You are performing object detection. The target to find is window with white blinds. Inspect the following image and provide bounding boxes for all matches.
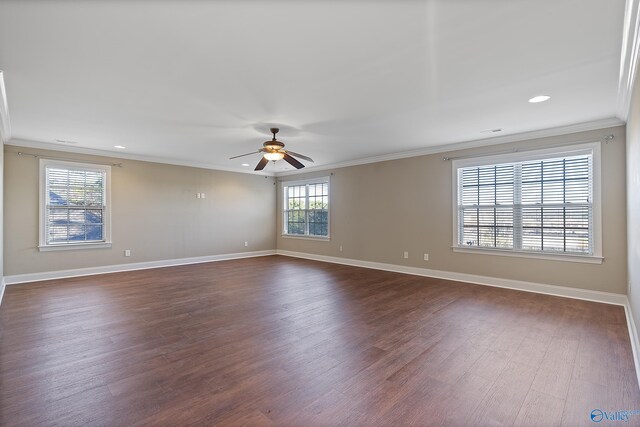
[283,178,330,238]
[453,143,601,260]
[39,159,111,249]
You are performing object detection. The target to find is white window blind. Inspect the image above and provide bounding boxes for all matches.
[283,179,329,237]
[455,148,595,256]
[40,160,111,248]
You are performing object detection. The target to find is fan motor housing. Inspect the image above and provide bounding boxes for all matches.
[263,140,285,151]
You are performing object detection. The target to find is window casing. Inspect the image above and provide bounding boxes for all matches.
[39,159,112,250]
[452,142,602,262]
[283,177,330,238]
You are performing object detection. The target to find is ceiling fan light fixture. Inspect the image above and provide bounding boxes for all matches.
[230,127,311,171]
[264,151,285,161]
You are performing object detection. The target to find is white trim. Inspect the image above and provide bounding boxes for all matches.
[275,250,627,306]
[618,0,640,121]
[38,242,112,251]
[276,118,624,177]
[39,158,112,249]
[7,118,622,179]
[279,176,331,186]
[0,277,5,307]
[451,247,604,264]
[0,71,11,143]
[450,141,599,168]
[281,176,331,239]
[9,138,275,176]
[451,141,602,260]
[281,235,330,242]
[623,299,640,391]
[4,250,276,285]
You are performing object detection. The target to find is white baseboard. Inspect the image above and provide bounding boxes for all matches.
[0,277,5,307]
[4,250,276,285]
[4,247,638,391]
[277,250,640,389]
[624,299,640,391]
[276,250,628,306]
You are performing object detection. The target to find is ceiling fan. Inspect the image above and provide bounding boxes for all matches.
[229,128,313,171]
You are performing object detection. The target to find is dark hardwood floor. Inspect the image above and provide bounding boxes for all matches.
[1,255,639,426]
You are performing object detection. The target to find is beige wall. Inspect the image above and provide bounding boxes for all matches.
[3,145,276,276]
[278,126,628,294]
[2,124,629,294]
[627,75,640,327]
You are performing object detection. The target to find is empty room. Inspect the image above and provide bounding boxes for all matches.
[2,0,640,425]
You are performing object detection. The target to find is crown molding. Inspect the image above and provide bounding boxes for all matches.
[618,0,640,121]
[7,116,623,179]
[6,138,276,176]
[0,71,11,143]
[276,117,624,177]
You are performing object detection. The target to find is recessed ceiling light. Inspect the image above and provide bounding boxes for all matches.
[114,145,126,149]
[528,95,551,103]
[241,163,250,167]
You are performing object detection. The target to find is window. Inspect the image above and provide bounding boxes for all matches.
[283,178,330,238]
[452,142,601,262]
[39,159,111,250]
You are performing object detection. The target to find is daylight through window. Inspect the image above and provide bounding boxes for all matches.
[453,144,600,258]
[40,159,111,248]
[283,178,329,238]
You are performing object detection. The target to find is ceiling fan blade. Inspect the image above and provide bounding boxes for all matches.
[283,153,305,169]
[283,150,314,163]
[229,150,261,160]
[254,157,269,171]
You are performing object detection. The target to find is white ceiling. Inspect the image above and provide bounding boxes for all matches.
[0,0,628,174]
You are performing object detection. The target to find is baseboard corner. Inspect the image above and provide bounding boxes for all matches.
[0,276,5,307]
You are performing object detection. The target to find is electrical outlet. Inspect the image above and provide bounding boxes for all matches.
[403,251,409,259]
[196,193,201,199]
[424,253,429,261]
[201,193,206,199]
[244,241,248,247]
[124,249,131,257]
[339,245,343,252]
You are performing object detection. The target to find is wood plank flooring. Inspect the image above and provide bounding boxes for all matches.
[0,255,639,426]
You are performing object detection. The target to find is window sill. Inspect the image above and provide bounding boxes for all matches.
[452,246,603,264]
[38,242,112,252]
[281,234,330,242]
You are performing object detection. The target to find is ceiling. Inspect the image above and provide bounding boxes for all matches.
[0,0,628,174]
